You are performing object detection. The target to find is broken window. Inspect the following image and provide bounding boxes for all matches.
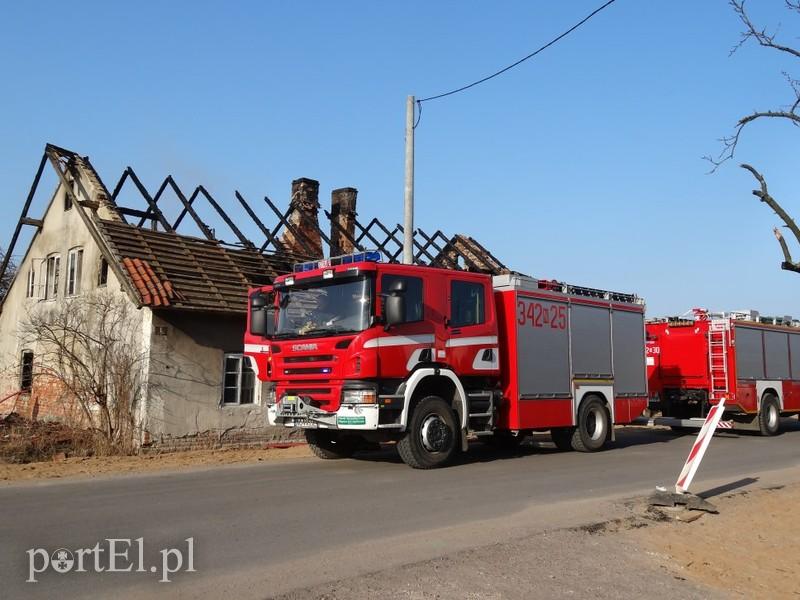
[66,247,83,296]
[221,353,255,405]
[45,254,60,300]
[98,257,109,287]
[20,350,34,391]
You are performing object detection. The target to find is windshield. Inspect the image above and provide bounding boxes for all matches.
[275,276,372,338]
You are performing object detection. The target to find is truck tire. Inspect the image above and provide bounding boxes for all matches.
[305,429,357,459]
[397,395,458,469]
[570,396,611,452]
[758,393,781,437]
[550,427,575,452]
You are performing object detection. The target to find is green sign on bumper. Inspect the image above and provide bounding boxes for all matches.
[337,416,366,426]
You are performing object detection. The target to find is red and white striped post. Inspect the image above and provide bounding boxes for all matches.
[674,397,726,494]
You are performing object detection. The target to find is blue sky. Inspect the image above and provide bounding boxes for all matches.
[1,1,798,316]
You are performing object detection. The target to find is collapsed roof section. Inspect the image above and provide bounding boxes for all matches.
[1,144,509,314]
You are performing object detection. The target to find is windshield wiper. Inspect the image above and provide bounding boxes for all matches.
[299,327,341,337]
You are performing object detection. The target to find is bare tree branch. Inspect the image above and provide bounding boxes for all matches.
[730,0,800,59]
[741,163,800,272]
[0,247,16,301]
[706,2,800,169]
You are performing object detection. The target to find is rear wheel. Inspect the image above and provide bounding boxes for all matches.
[305,429,357,459]
[570,396,611,452]
[758,393,781,437]
[397,396,458,469]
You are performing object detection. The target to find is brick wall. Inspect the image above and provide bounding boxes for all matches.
[143,425,305,453]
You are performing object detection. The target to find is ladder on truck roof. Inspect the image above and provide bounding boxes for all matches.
[708,319,729,401]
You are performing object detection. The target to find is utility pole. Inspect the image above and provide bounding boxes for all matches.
[403,95,415,264]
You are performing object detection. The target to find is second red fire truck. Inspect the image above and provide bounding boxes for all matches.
[245,252,648,468]
[646,309,800,435]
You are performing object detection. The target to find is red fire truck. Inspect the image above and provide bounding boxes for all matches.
[245,252,648,468]
[646,310,800,435]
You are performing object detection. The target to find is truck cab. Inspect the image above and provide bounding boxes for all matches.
[244,252,501,468]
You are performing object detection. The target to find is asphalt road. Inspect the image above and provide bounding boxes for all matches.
[2,419,799,599]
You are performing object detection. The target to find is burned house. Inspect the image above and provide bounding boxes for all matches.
[0,144,506,447]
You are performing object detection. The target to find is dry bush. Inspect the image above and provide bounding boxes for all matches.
[0,412,94,463]
[19,292,148,455]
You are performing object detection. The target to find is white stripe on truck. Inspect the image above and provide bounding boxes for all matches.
[445,336,498,348]
[363,334,435,349]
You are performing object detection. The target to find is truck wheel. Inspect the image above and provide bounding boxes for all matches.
[758,393,781,437]
[550,428,575,452]
[570,397,611,452]
[305,429,357,459]
[397,396,458,469]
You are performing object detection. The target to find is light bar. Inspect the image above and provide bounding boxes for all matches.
[293,251,381,273]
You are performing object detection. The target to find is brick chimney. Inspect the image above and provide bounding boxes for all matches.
[329,187,358,256]
[281,178,323,258]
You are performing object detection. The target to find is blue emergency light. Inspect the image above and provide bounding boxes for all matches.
[293,251,382,273]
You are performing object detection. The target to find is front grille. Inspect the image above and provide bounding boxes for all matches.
[285,388,332,395]
[283,387,336,410]
[284,355,334,363]
[284,367,333,375]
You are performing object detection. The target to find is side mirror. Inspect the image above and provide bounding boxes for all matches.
[249,293,275,338]
[384,281,407,329]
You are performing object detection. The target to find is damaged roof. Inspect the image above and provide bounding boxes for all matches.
[1,143,510,316]
[97,220,291,312]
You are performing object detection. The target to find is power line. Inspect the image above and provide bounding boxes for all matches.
[417,0,619,104]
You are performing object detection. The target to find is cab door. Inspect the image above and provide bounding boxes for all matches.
[377,269,436,377]
[444,275,499,375]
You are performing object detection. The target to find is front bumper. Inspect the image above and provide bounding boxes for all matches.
[267,398,380,430]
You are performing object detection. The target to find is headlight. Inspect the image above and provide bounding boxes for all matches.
[342,388,377,405]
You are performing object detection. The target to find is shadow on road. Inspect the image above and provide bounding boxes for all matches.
[353,426,696,467]
[698,477,759,499]
[350,416,800,467]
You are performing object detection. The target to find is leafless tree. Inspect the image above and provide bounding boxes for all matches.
[0,247,16,301]
[707,1,800,273]
[19,292,149,454]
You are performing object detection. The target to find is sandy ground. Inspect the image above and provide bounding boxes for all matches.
[0,444,312,482]
[632,482,800,599]
[276,512,723,600]
[278,483,800,600]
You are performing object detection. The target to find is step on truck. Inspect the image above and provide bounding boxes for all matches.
[645,309,800,435]
[245,252,648,468]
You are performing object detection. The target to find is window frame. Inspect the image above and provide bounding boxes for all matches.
[26,266,36,298]
[66,247,83,296]
[380,273,424,325]
[220,353,256,406]
[20,350,34,391]
[45,254,60,300]
[98,257,109,287]
[449,279,486,328]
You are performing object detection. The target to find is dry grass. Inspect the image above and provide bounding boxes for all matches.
[0,412,95,464]
[0,443,311,482]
